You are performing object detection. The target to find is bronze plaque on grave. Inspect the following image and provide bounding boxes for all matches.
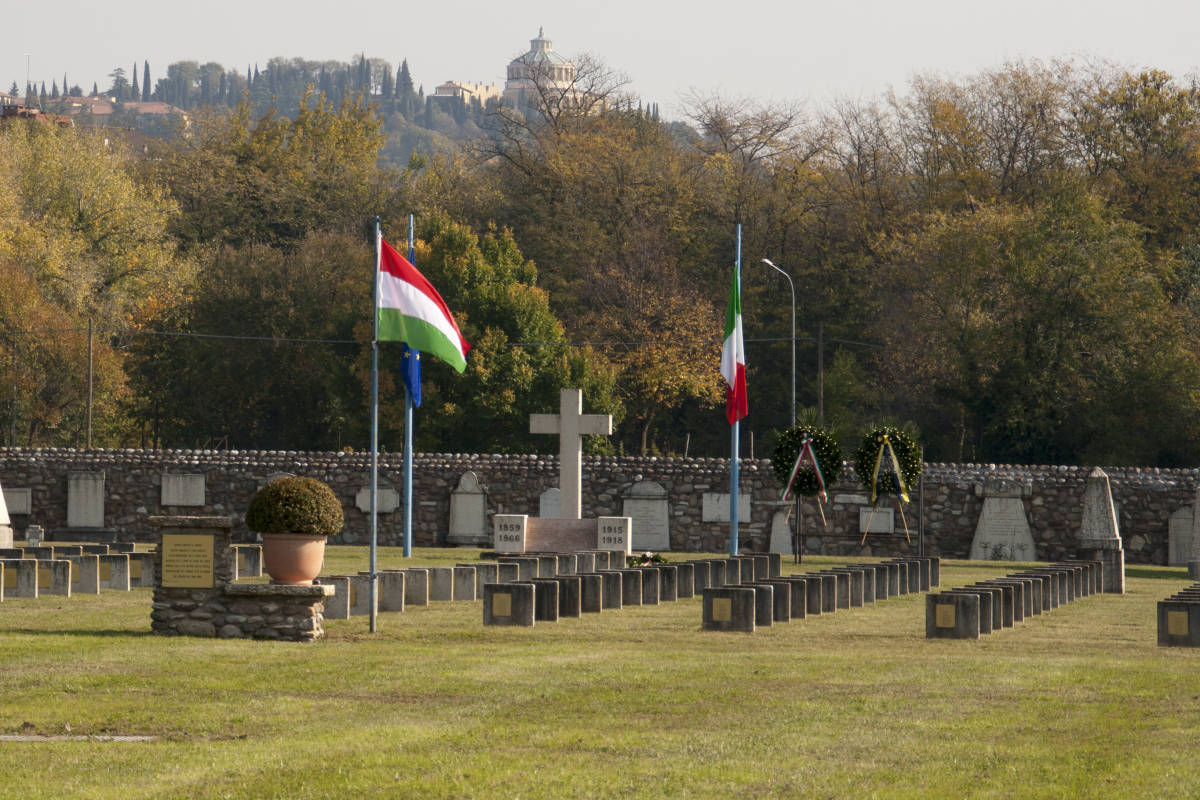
[493,592,512,617]
[130,559,142,580]
[161,534,215,588]
[38,567,50,590]
[71,562,79,584]
[712,597,732,622]
[3,567,14,587]
[1168,610,1189,637]
[936,602,956,628]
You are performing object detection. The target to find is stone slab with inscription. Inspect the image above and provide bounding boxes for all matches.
[161,474,206,507]
[701,493,752,523]
[623,481,670,551]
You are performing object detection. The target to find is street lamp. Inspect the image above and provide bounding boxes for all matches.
[760,258,796,429]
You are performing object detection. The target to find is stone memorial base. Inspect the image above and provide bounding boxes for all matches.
[152,583,334,641]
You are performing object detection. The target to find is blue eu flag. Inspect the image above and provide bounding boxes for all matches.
[402,345,422,408]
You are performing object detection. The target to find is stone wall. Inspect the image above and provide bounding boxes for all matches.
[1,447,1194,564]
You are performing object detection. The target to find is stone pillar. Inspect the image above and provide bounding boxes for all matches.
[1077,468,1125,594]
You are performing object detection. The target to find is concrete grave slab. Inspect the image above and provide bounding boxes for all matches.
[530,579,560,621]
[926,592,980,639]
[403,569,429,606]
[316,576,351,619]
[484,582,535,627]
[579,573,603,613]
[702,587,756,632]
[428,567,453,601]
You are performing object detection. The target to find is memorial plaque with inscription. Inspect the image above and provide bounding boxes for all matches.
[623,481,670,550]
[161,533,215,588]
[494,515,528,553]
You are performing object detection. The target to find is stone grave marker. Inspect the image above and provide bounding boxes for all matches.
[484,582,535,626]
[494,515,528,553]
[448,472,489,546]
[623,480,670,551]
[926,592,980,639]
[376,570,406,612]
[428,567,453,601]
[969,479,1035,561]
[530,579,560,621]
[316,576,351,619]
[354,484,399,514]
[701,493,751,523]
[538,488,561,519]
[579,573,603,612]
[1169,506,1193,566]
[1,559,37,597]
[25,524,43,547]
[161,474,205,507]
[0,485,17,548]
[1078,467,1125,593]
[702,587,757,632]
[403,568,429,605]
[67,472,106,529]
[530,388,612,520]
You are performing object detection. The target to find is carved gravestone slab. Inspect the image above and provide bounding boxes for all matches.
[448,472,489,546]
[701,493,751,523]
[1169,507,1192,567]
[969,480,1036,561]
[623,480,669,551]
[3,487,30,515]
[354,485,399,514]
[161,474,205,507]
[67,472,105,528]
[538,487,561,519]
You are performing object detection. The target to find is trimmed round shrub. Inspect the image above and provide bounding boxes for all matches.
[854,425,922,500]
[771,424,843,496]
[245,476,344,537]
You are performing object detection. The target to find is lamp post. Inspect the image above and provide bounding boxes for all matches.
[760,258,795,428]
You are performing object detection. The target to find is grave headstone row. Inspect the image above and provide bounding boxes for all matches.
[926,560,1102,639]
[481,551,762,627]
[0,542,167,599]
[1157,581,1200,647]
[702,556,941,632]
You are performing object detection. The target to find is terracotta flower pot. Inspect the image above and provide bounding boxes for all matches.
[261,533,326,585]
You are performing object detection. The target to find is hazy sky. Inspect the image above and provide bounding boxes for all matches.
[8,0,1200,118]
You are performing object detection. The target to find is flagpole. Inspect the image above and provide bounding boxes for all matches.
[403,213,415,559]
[369,217,381,633]
[730,223,741,557]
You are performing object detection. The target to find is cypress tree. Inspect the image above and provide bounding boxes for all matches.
[51,80,59,99]
[131,64,139,101]
[143,61,151,101]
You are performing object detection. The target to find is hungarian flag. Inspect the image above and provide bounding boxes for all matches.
[721,266,748,424]
[377,237,469,372]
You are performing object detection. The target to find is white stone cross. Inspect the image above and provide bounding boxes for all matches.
[530,388,612,519]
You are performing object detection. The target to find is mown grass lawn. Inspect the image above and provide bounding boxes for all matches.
[1,550,1198,799]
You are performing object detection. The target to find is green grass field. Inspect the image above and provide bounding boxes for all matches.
[1,549,1198,799]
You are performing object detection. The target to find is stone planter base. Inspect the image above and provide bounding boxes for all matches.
[151,583,335,642]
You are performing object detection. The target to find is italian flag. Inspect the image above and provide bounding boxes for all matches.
[376,237,470,372]
[721,266,748,424]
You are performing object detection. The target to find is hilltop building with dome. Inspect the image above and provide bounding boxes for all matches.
[502,28,578,109]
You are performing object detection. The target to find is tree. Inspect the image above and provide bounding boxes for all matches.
[143,61,151,102]
[875,184,1200,464]
[379,214,620,453]
[154,90,388,250]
